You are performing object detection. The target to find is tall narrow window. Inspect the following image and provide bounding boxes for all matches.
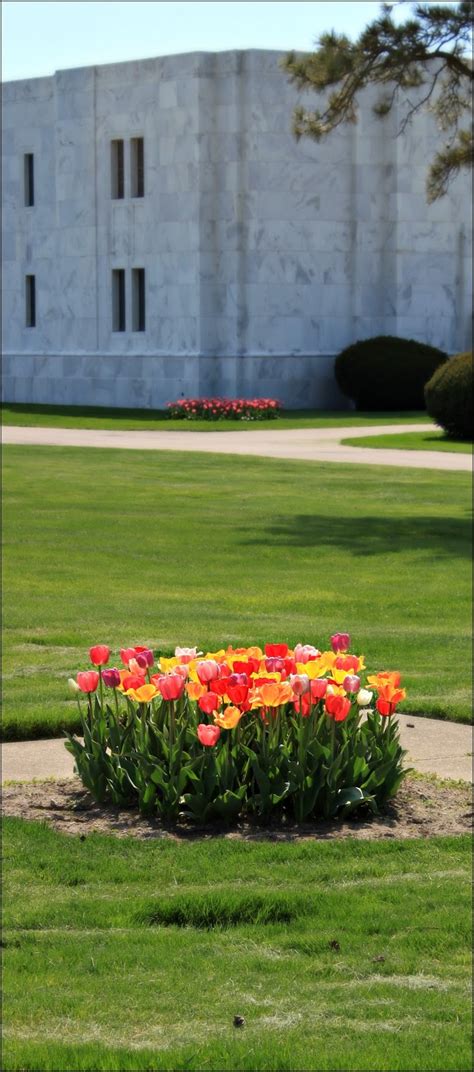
[24,153,34,206]
[112,269,126,331]
[25,275,36,327]
[130,137,144,198]
[132,268,146,331]
[111,139,124,199]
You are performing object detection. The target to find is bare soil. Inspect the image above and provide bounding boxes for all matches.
[2,775,472,840]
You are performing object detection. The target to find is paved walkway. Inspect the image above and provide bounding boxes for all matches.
[1,715,472,784]
[3,423,472,471]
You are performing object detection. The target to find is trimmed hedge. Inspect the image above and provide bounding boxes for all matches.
[335,335,447,411]
[424,351,473,440]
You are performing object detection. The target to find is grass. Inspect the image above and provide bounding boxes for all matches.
[1,402,432,432]
[2,445,471,739]
[2,817,472,1071]
[342,431,472,454]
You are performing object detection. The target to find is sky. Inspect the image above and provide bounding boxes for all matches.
[3,1,409,82]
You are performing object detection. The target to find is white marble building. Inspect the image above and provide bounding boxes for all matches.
[2,50,472,409]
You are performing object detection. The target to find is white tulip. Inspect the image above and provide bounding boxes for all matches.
[357,688,373,706]
[68,677,80,693]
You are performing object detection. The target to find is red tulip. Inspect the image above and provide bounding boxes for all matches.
[310,678,328,700]
[264,644,289,658]
[76,671,100,693]
[196,660,220,684]
[325,694,351,721]
[155,674,185,701]
[120,647,138,666]
[209,679,231,697]
[330,633,350,654]
[233,659,260,676]
[226,684,249,705]
[121,672,146,692]
[89,645,110,667]
[102,668,121,688]
[294,693,311,717]
[197,724,221,747]
[198,692,220,714]
[334,656,356,673]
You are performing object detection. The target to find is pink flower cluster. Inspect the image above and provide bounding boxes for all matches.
[167,398,281,421]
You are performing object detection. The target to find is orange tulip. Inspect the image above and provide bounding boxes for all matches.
[215,705,243,729]
[367,671,401,690]
[186,681,207,701]
[251,681,294,708]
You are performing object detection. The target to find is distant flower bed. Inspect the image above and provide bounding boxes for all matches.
[66,636,409,825]
[167,398,281,420]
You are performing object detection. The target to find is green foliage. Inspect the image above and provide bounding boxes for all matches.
[334,335,447,410]
[424,351,473,441]
[65,693,409,825]
[283,1,473,201]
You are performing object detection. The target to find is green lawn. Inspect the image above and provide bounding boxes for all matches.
[1,402,431,433]
[2,818,471,1071]
[342,431,472,454]
[2,445,471,739]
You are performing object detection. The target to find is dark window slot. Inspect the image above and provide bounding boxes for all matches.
[112,269,126,331]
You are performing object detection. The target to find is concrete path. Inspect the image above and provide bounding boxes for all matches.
[1,714,472,784]
[3,423,471,471]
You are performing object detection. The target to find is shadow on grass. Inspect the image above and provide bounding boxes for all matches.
[240,514,472,558]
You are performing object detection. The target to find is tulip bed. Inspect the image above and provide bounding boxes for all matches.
[166,398,281,420]
[66,636,408,824]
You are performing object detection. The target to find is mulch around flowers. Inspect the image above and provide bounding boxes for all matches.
[2,776,472,841]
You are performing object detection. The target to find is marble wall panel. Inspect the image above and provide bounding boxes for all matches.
[2,49,472,407]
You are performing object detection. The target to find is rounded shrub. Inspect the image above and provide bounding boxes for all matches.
[424,350,473,440]
[334,335,447,410]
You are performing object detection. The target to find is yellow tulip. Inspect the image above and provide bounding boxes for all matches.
[126,683,158,703]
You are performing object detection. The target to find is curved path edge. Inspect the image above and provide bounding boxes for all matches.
[1,715,472,784]
[3,423,472,471]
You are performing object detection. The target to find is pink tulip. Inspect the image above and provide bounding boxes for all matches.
[197,724,221,747]
[174,646,202,663]
[330,632,350,654]
[76,671,100,693]
[265,657,285,672]
[343,675,360,693]
[89,645,110,667]
[102,668,121,688]
[155,674,185,701]
[228,672,249,687]
[196,660,220,684]
[128,658,147,677]
[294,644,320,663]
[310,678,328,700]
[288,674,310,696]
[134,649,154,669]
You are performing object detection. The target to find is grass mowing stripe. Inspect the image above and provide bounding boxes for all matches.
[3,821,471,1071]
[2,446,472,738]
